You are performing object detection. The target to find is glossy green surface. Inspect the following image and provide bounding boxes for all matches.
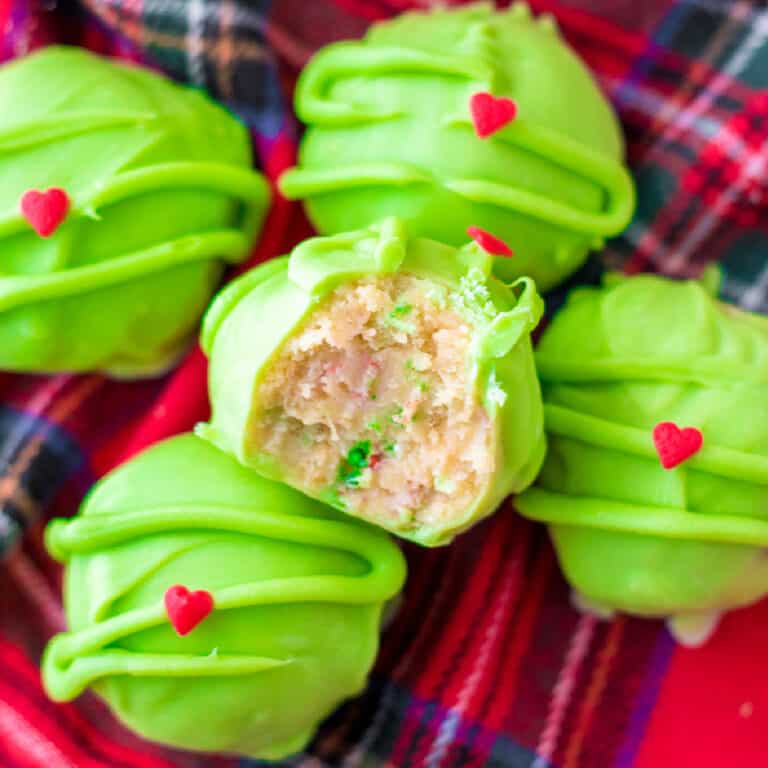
[42,434,406,759]
[199,218,546,546]
[0,46,270,376]
[516,274,768,626]
[280,2,634,291]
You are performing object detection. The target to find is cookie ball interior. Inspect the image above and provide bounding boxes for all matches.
[253,274,494,532]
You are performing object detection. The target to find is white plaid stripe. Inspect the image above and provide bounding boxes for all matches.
[723,264,768,312]
[186,0,207,87]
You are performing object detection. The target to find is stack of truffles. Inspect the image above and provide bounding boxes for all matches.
[0,3,761,762]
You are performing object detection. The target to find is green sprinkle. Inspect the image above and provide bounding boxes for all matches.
[347,441,371,468]
[384,442,397,456]
[368,421,382,433]
[338,441,372,487]
[383,303,416,334]
[419,381,429,392]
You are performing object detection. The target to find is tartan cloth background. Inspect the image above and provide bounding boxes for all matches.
[0,0,767,766]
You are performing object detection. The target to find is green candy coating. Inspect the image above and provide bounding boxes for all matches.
[0,46,270,376]
[198,217,546,546]
[516,273,768,639]
[42,434,405,759]
[280,1,635,291]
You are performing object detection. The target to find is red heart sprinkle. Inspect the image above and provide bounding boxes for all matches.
[467,226,514,257]
[470,92,518,138]
[20,188,70,237]
[164,585,214,636]
[652,422,703,469]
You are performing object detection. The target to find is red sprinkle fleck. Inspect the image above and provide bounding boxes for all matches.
[470,92,518,138]
[652,422,703,469]
[369,453,382,469]
[164,585,214,636]
[467,226,514,257]
[20,188,70,237]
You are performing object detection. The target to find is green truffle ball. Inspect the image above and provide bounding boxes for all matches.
[0,46,270,376]
[280,2,635,291]
[42,434,405,759]
[516,273,768,645]
[198,218,546,546]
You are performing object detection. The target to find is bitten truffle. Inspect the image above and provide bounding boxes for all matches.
[42,434,405,759]
[280,2,635,290]
[516,273,768,646]
[198,218,546,546]
[0,47,269,376]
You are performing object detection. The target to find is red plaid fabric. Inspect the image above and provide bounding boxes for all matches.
[0,1,767,766]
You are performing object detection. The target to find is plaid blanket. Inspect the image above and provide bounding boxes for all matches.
[0,0,766,766]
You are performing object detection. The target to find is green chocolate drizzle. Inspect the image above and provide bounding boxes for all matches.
[544,404,768,486]
[517,274,768,557]
[390,302,412,317]
[519,488,768,547]
[384,302,416,335]
[0,163,268,309]
[279,4,634,240]
[43,502,405,702]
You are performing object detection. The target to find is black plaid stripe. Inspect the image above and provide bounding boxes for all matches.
[0,406,83,555]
